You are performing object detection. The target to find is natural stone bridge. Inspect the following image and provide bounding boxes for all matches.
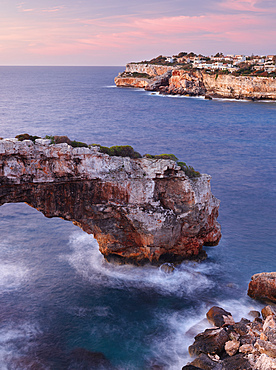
[0,138,221,264]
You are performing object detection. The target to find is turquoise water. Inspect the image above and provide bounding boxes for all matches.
[0,67,275,369]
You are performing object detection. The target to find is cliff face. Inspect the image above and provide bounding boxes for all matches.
[202,73,276,100]
[115,63,276,100]
[0,138,221,264]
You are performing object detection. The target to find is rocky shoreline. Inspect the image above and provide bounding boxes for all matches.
[183,272,276,370]
[115,64,276,101]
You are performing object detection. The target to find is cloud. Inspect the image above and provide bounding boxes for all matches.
[1,3,276,64]
[42,6,64,13]
[220,0,275,12]
[16,3,64,14]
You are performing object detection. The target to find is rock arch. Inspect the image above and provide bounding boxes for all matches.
[0,138,221,264]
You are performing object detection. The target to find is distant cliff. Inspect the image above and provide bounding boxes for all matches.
[115,63,276,100]
[0,138,221,265]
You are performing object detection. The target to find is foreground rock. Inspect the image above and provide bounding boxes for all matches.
[183,305,276,370]
[115,63,276,101]
[0,137,221,265]
[248,272,276,303]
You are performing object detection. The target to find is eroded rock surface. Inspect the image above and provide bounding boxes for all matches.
[115,63,276,100]
[248,273,276,303]
[0,138,221,264]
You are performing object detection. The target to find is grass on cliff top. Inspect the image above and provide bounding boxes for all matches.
[121,71,153,79]
[92,144,142,159]
[14,134,201,178]
[16,133,41,143]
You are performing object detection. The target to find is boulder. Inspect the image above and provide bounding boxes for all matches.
[253,353,276,370]
[221,353,252,369]
[225,340,240,356]
[189,328,229,356]
[190,353,222,369]
[239,344,254,354]
[261,305,276,320]
[263,314,276,333]
[206,306,235,327]
[255,339,276,358]
[160,263,175,273]
[248,310,261,319]
[248,272,276,303]
[232,321,249,336]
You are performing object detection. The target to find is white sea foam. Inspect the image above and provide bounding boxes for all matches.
[215,297,263,321]
[150,296,263,369]
[146,91,205,100]
[144,303,209,369]
[0,263,29,292]
[62,232,217,297]
[0,323,43,369]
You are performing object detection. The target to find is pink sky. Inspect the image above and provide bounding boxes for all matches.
[0,0,275,65]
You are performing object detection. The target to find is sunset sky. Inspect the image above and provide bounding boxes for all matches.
[0,0,275,66]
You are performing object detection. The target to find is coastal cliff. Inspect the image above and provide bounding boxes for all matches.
[115,63,276,100]
[0,137,221,264]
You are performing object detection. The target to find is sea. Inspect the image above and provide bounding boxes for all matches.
[0,66,275,369]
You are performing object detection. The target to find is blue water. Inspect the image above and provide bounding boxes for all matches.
[0,66,275,369]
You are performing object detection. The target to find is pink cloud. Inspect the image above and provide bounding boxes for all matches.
[1,5,275,65]
[42,6,64,13]
[220,0,275,12]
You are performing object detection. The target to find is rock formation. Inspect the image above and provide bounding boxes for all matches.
[248,272,276,303]
[115,63,276,100]
[183,305,276,370]
[0,138,221,264]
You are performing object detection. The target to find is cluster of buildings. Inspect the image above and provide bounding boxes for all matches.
[165,54,276,73]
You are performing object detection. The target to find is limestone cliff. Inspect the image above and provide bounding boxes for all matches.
[115,63,276,100]
[0,138,221,264]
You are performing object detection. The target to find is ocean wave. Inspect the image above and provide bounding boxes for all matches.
[0,263,29,292]
[62,232,218,298]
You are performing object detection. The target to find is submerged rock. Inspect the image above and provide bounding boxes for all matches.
[0,137,221,265]
[67,348,114,369]
[160,263,175,273]
[206,306,235,327]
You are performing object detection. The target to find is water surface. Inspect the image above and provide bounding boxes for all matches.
[0,66,275,368]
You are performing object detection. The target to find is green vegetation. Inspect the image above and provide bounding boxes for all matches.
[14,134,200,177]
[177,162,201,178]
[144,153,178,161]
[15,133,41,142]
[121,72,152,79]
[143,154,201,178]
[45,135,55,144]
[70,140,89,148]
[93,144,142,159]
[45,135,88,147]
[174,51,188,58]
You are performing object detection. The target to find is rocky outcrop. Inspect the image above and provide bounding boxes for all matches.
[115,63,276,100]
[184,305,276,370]
[0,138,221,264]
[202,73,276,100]
[125,63,174,77]
[248,273,276,303]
